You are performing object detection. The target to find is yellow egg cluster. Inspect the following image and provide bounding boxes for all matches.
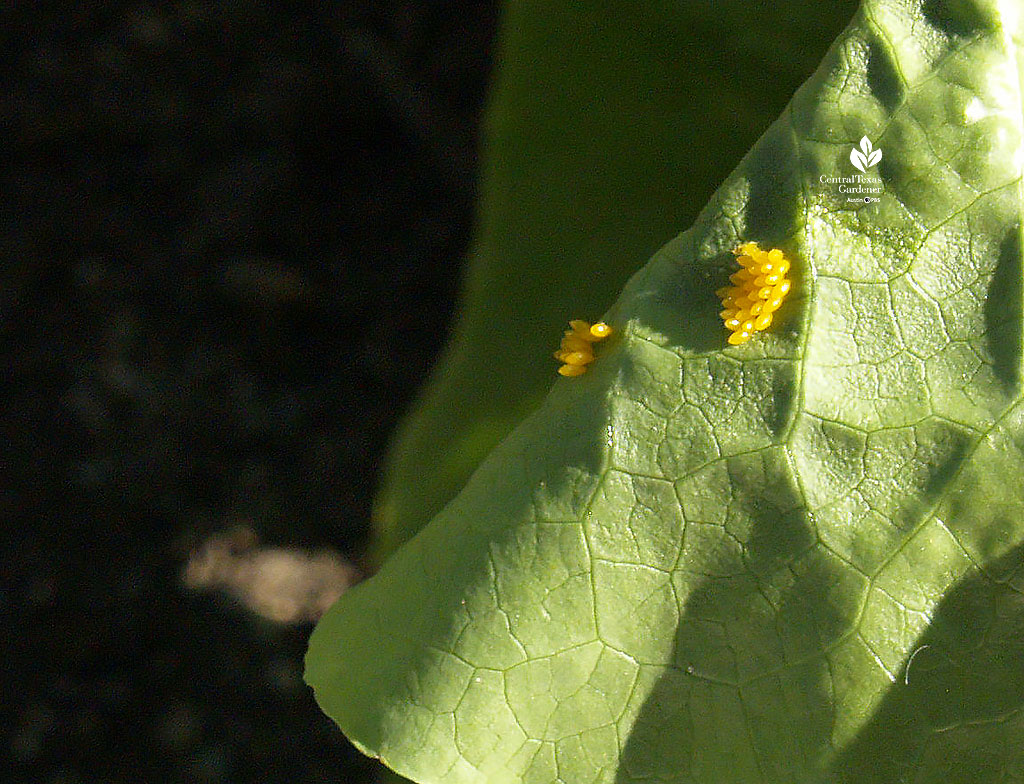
[716,243,792,345]
[553,320,613,376]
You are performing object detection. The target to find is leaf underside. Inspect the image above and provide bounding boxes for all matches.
[370,0,858,565]
[308,1,1024,782]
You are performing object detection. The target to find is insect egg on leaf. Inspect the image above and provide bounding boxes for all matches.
[553,320,612,376]
[718,243,793,344]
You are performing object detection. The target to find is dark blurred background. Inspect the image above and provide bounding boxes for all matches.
[2,2,499,782]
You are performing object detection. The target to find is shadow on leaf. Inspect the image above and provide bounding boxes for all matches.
[614,448,847,783]
[827,542,1024,784]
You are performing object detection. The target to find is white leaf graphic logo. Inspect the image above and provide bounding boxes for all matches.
[850,135,882,172]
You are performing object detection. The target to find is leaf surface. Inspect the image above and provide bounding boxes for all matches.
[309,0,1024,781]
[372,0,857,563]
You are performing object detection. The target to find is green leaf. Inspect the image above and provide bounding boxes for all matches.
[372,0,857,563]
[308,0,1024,781]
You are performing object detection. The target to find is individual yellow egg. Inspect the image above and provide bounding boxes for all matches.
[734,294,756,308]
[561,335,591,353]
[728,329,752,345]
[558,363,587,377]
[589,322,612,340]
[562,351,595,366]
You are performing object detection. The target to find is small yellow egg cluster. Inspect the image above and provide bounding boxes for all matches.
[716,243,792,345]
[553,320,613,376]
